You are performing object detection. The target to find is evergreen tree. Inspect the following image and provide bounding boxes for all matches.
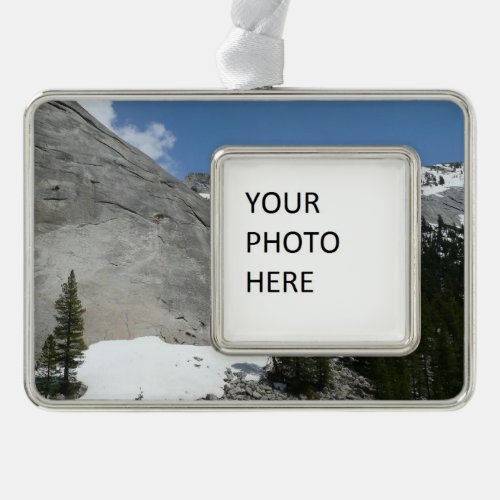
[35,334,59,398]
[267,356,332,397]
[53,270,87,397]
[315,357,332,389]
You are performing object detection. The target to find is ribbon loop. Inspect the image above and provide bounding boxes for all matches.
[217,0,290,90]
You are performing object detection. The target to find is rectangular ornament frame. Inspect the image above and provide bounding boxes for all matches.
[24,89,475,410]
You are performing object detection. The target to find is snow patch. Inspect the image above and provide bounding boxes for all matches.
[421,164,464,197]
[77,336,268,401]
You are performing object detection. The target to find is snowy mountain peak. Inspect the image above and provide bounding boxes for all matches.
[421,163,464,197]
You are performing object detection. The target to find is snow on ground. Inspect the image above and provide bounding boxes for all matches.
[199,193,210,199]
[421,165,464,197]
[77,336,268,401]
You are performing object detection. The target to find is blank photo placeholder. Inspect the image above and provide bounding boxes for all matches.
[212,147,420,356]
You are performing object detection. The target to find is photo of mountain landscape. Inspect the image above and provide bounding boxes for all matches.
[31,98,466,402]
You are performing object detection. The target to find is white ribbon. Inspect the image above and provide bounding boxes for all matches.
[217,0,291,90]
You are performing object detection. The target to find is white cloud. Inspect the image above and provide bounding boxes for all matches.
[79,100,116,129]
[79,100,177,172]
[117,122,176,162]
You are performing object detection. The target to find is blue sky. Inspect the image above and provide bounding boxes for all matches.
[81,99,464,179]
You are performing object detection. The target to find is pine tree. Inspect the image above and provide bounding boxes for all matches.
[53,270,87,397]
[315,358,332,389]
[35,334,59,398]
[267,356,332,397]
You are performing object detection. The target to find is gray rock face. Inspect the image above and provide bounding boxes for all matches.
[421,187,464,226]
[183,173,210,196]
[34,101,210,352]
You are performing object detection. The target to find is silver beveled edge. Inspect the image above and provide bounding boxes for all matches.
[24,89,475,410]
[211,146,421,358]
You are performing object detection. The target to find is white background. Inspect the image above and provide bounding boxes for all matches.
[1,1,497,499]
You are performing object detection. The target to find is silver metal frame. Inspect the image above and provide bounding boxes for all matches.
[211,145,421,357]
[24,89,475,410]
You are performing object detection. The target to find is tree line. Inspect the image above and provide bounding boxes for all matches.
[343,216,464,399]
[267,215,465,400]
